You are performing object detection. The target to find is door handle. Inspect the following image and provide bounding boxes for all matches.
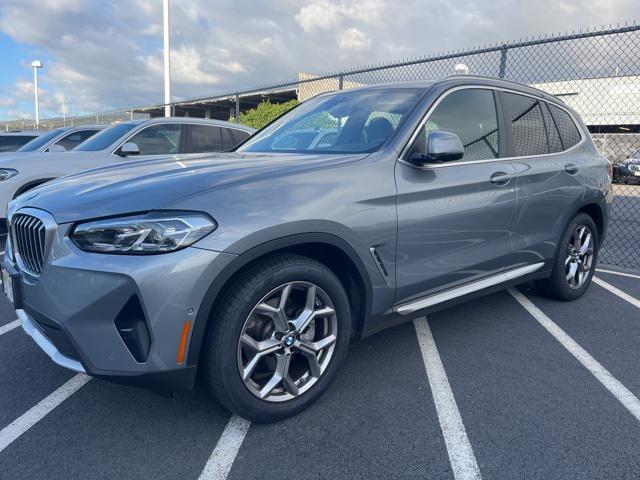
[564,163,579,175]
[490,171,511,186]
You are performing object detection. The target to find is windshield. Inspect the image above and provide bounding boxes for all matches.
[17,128,66,152]
[74,123,138,151]
[239,88,422,154]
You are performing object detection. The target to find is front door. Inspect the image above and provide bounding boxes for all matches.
[395,87,517,305]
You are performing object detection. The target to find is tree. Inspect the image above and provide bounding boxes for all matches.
[237,100,299,129]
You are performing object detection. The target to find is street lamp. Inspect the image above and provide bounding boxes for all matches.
[31,60,43,128]
[163,0,171,117]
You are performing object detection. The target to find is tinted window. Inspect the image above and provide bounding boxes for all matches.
[55,129,101,151]
[240,89,421,154]
[221,128,238,150]
[0,135,37,152]
[188,125,222,153]
[126,124,182,155]
[503,93,548,157]
[540,103,563,153]
[413,88,499,161]
[17,128,66,152]
[229,129,251,145]
[76,123,138,151]
[548,104,581,149]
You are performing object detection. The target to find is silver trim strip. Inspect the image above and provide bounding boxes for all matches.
[398,84,585,169]
[394,262,545,315]
[18,309,86,373]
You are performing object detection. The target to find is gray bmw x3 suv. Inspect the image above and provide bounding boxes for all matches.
[2,76,611,422]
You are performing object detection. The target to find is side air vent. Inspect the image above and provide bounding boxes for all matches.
[370,246,390,283]
[115,295,151,363]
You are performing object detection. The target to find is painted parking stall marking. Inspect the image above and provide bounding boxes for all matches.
[0,318,19,336]
[596,268,640,280]
[414,316,482,480]
[509,288,640,423]
[198,415,251,480]
[0,374,90,454]
[592,276,640,309]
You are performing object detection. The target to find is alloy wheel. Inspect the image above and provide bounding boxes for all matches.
[237,281,338,402]
[565,224,594,289]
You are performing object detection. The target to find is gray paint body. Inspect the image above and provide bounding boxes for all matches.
[5,77,610,388]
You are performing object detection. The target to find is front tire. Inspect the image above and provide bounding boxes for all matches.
[202,254,351,423]
[537,213,598,301]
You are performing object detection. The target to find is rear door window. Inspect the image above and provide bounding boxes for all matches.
[187,125,223,153]
[502,92,549,157]
[55,129,101,151]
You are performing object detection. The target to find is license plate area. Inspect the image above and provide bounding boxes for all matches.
[1,262,22,309]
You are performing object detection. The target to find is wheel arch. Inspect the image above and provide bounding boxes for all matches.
[187,233,373,367]
[576,202,605,242]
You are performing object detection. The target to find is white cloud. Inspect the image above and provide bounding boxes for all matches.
[0,0,638,119]
[338,28,371,51]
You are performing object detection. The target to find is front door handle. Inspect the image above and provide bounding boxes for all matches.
[490,171,511,186]
[564,163,579,175]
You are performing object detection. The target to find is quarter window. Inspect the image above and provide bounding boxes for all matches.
[413,88,499,162]
[548,104,581,149]
[502,92,549,157]
[220,128,237,151]
[540,103,563,153]
[126,124,182,155]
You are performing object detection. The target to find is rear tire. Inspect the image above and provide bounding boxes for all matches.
[536,213,598,301]
[202,253,351,423]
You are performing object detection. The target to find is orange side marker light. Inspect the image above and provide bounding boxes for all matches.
[177,320,192,365]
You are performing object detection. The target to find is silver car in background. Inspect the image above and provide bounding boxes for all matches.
[0,125,105,157]
[0,117,254,234]
[0,131,43,153]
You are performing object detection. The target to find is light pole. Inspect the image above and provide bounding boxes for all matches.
[163,0,171,117]
[62,96,69,126]
[31,60,43,128]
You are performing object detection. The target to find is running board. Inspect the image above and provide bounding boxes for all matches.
[394,262,545,315]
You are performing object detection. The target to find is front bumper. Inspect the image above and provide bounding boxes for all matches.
[7,216,237,391]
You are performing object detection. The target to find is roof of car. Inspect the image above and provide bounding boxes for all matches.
[117,116,255,132]
[329,75,570,109]
[0,130,42,136]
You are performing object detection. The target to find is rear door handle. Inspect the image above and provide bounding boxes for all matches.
[564,163,579,175]
[490,171,511,186]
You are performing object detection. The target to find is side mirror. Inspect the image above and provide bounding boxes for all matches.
[47,144,66,153]
[408,131,464,165]
[118,142,140,157]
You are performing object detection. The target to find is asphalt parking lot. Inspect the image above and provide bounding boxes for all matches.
[1,264,640,480]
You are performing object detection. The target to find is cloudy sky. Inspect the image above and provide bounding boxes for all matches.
[0,0,638,120]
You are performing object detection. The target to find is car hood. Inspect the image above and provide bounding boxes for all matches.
[13,152,368,224]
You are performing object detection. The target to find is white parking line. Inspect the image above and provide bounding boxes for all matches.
[592,276,640,309]
[198,415,251,480]
[509,289,640,422]
[0,374,90,453]
[413,317,482,480]
[596,268,640,280]
[0,319,19,336]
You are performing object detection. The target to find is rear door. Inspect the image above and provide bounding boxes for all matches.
[395,87,518,304]
[502,92,585,266]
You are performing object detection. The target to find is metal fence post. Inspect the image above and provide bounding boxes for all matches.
[235,93,240,123]
[338,75,344,90]
[498,45,508,79]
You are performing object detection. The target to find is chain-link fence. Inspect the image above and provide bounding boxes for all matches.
[2,23,639,268]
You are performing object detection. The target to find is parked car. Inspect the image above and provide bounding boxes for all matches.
[613,149,640,184]
[0,131,42,153]
[0,125,105,157]
[0,117,254,234]
[2,77,610,423]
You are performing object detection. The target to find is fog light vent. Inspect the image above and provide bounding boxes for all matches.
[115,295,151,362]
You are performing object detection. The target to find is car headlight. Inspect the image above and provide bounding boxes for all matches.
[70,211,217,254]
[0,168,18,181]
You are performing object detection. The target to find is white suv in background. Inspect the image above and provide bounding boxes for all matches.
[0,117,254,234]
[0,125,105,157]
